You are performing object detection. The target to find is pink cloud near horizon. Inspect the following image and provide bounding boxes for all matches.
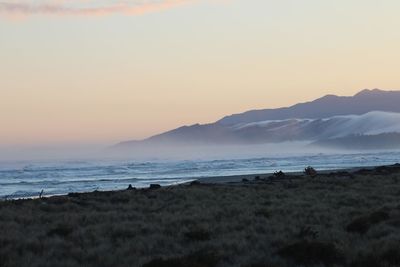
[0,0,195,18]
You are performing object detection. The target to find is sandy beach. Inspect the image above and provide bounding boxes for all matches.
[0,164,400,267]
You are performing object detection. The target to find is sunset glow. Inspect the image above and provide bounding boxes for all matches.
[1,0,400,146]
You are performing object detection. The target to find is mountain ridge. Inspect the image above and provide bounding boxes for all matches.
[217,89,400,125]
[115,89,400,150]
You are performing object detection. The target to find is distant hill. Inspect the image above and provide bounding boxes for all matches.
[218,89,400,125]
[115,89,400,150]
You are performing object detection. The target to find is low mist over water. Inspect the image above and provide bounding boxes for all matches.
[0,140,383,162]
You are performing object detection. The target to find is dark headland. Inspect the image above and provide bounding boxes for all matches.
[1,164,400,267]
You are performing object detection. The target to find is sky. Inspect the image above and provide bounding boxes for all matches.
[1,0,400,147]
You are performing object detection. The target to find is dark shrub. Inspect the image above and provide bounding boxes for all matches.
[47,224,73,237]
[277,241,344,266]
[242,178,249,182]
[304,166,317,177]
[346,216,371,234]
[242,263,275,267]
[380,247,400,265]
[347,211,390,234]
[284,182,298,189]
[43,197,69,206]
[296,226,318,240]
[273,171,285,178]
[327,171,354,178]
[368,211,390,224]
[354,168,371,175]
[350,254,381,267]
[110,228,136,241]
[387,218,400,227]
[350,246,400,267]
[150,184,161,189]
[254,209,270,218]
[143,257,184,267]
[184,229,211,242]
[0,253,8,267]
[375,166,398,174]
[110,195,130,204]
[143,250,219,267]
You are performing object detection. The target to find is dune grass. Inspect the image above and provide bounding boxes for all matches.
[1,166,400,267]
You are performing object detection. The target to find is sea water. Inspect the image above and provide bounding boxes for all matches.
[0,151,399,198]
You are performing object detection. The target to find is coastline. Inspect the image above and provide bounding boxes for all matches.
[2,164,394,200]
[194,166,372,184]
[3,149,400,200]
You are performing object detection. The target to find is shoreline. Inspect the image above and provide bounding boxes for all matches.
[194,166,368,184]
[4,163,398,201]
[7,164,400,200]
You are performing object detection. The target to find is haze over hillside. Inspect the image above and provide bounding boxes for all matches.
[115,89,400,150]
[218,89,400,125]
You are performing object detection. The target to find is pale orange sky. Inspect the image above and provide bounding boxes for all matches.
[1,0,400,146]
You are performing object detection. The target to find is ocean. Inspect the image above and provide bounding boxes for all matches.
[1,151,399,199]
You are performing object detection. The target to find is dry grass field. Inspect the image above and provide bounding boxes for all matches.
[1,165,400,267]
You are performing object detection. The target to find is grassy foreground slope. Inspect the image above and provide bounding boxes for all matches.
[1,166,400,267]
